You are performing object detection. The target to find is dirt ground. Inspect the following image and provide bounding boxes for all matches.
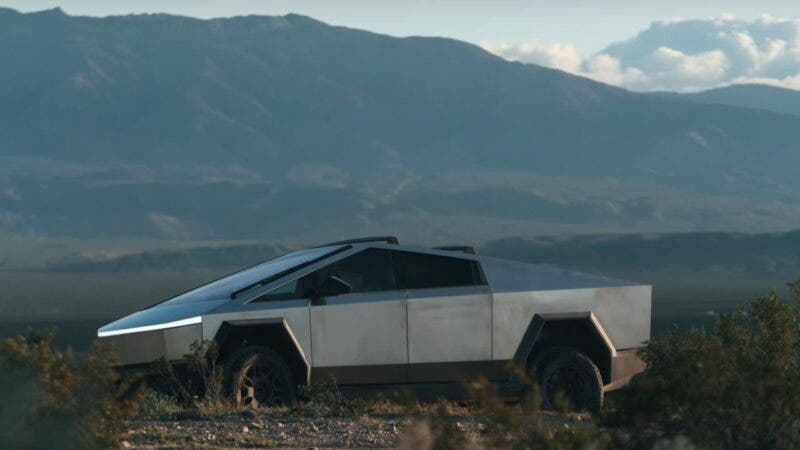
[123,409,485,449]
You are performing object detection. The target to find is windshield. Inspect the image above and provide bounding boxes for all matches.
[160,245,345,305]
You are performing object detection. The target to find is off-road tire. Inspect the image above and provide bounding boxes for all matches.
[224,345,297,408]
[538,348,603,413]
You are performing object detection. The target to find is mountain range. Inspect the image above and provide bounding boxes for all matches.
[2,7,800,242]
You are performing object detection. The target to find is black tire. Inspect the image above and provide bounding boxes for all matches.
[538,348,603,413]
[223,346,297,408]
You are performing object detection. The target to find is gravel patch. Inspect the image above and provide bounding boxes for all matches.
[123,411,485,449]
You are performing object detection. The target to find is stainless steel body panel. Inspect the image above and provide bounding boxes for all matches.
[483,255,651,359]
[103,323,202,366]
[491,286,652,358]
[310,291,408,367]
[202,299,313,360]
[407,286,492,363]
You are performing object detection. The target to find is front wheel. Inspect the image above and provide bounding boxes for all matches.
[538,349,603,413]
[224,346,296,408]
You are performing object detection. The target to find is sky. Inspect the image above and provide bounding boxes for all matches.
[2,0,797,55]
[3,1,800,91]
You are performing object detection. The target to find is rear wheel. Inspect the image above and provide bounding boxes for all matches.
[224,346,296,408]
[538,348,603,413]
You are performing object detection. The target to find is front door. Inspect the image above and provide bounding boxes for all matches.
[308,248,408,384]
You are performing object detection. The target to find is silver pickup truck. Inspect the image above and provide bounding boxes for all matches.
[98,237,651,412]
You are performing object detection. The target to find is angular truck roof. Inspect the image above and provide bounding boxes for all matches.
[478,256,642,293]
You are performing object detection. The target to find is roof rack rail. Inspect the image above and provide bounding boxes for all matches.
[320,236,399,247]
[433,245,476,255]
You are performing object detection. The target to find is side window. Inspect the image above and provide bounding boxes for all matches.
[252,278,305,302]
[393,251,485,289]
[311,248,397,294]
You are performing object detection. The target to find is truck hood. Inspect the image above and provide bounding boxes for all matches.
[98,298,227,337]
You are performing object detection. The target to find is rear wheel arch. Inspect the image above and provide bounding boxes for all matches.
[514,313,614,384]
[539,347,604,412]
[212,319,310,388]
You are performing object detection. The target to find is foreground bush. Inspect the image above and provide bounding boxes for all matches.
[615,281,800,449]
[0,331,144,449]
[396,370,609,450]
[296,376,370,417]
[149,340,234,418]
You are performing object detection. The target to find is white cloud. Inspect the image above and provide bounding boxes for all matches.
[642,47,730,91]
[482,14,800,92]
[582,54,645,86]
[483,40,582,73]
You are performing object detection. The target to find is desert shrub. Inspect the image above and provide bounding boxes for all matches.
[466,374,608,450]
[184,340,230,416]
[614,281,800,449]
[394,398,473,450]
[296,376,367,417]
[152,339,233,418]
[398,367,608,450]
[139,390,181,418]
[433,400,477,450]
[0,330,145,449]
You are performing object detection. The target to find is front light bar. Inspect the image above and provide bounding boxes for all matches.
[97,316,202,337]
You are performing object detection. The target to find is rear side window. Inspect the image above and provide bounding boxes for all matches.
[393,251,485,290]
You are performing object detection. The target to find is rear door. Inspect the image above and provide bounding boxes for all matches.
[396,251,498,382]
[308,248,408,384]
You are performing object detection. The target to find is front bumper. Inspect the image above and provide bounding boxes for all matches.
[99,323,202,366]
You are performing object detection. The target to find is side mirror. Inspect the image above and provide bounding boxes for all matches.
[316,275,352,298]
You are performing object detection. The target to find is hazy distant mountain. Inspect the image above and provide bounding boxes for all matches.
[684,84,800,116]
[38,230,800,279]
[8,229,798,323]
[481,230,800,277]
[2,7,800,241]
[39,243,287,272]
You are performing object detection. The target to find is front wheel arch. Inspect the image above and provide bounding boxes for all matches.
[223,345,297,408]
[213,320,310,388]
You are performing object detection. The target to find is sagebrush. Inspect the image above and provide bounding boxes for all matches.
[0,330,144,449]
[614,281,800,449]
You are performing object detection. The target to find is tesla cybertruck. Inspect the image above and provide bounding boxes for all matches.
[98,237,651,411]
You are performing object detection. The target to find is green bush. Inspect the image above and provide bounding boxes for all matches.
[296,376,367,416]
[0,330,144,449]
[614,281,800,449]
[139,390,181,419]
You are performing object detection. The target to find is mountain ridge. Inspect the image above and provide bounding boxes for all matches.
[682,84,800,116]
[2,7,800,240]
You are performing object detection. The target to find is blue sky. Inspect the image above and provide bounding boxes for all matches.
[2,0,799,56]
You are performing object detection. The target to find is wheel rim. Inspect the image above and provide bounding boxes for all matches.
[544,364,593,411]
[236,358,290,408]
